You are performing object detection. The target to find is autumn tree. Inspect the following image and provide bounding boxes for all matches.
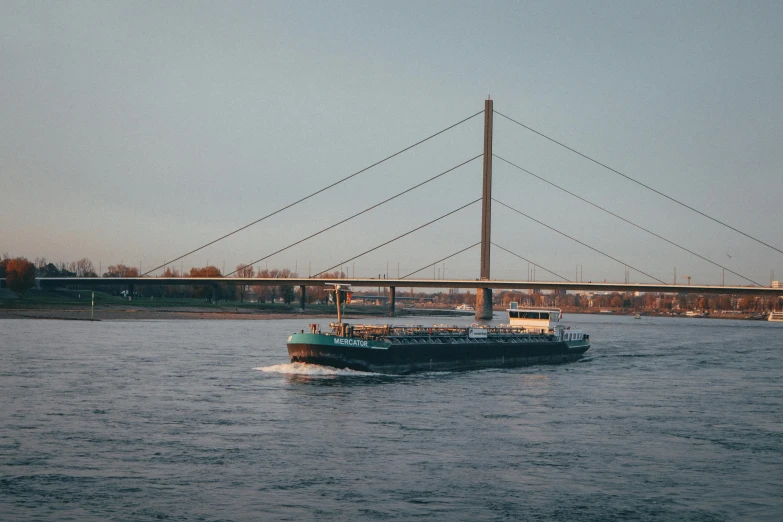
[5,257,36,297]
[189,265,228,301]
[189,266,222,278]
[105,264,139,277]
[304,271,345,304]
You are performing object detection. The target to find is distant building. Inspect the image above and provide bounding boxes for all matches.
[773,280,781,288]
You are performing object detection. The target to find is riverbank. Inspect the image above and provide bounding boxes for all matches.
[1,306,768,321]
[0,307,314,321]
[559,308,766,320]
[1,290,771,321]
[0,303,395,321]
[0,288,397,321]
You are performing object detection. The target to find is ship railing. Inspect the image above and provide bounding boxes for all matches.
[345,323,543,341]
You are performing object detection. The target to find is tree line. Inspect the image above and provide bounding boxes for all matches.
[3,254,775,311]
[0,254,348,303]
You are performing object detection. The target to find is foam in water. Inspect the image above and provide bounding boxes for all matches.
[255,362,379,376]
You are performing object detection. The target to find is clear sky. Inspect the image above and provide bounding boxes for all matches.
[2,1,782,285]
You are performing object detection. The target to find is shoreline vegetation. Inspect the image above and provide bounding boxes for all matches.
[0,289,768,321]
[2,257,778,321]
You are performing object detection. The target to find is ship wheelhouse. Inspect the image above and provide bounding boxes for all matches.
[506,303,561,333]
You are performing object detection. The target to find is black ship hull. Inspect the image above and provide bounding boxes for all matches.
[287,336,589,374]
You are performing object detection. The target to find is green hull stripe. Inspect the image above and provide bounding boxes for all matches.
[288,333,391,350]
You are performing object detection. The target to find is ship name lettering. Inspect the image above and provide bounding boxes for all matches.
[334,338,369,347]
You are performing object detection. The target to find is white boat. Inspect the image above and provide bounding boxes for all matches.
[456,304,475,311]
[634,314,641,319]
[769,311,783,322]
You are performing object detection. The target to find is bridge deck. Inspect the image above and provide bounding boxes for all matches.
[36,277,783,296]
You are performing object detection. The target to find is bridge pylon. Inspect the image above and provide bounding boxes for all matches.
[477,97,494,320]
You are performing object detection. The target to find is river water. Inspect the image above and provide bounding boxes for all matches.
[1,314,782,520]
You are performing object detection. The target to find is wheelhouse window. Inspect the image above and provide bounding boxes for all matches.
[518,311,549,319]
[510,310,555,320]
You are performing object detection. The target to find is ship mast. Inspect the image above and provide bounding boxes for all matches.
[334,284,343,326]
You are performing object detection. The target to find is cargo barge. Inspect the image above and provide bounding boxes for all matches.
[286,286,590,374]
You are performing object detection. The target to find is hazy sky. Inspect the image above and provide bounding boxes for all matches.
[2,1,782,285]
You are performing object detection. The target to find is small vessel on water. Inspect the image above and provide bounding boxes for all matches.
[286,288,590,374]
[769,311,783,322]
[634,313,641,319]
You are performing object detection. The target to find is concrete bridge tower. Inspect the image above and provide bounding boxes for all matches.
[476,97,494,320]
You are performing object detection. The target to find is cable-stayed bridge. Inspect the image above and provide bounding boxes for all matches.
[36,276,783,317]
[38,99,783,319]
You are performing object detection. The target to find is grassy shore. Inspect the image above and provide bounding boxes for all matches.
[1,289,766,321]
[0,288,391,321]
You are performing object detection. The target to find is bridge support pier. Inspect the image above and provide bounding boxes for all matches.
[475,288,493,320]
[389,287,396,316]
[299,285,306,311]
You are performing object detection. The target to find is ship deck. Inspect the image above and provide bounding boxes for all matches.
[349,324,553,341]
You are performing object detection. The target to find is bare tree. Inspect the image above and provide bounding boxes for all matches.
[75,258,96,277]
[235,264,255,302]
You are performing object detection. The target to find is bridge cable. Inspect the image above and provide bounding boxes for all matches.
[142,110,484,276]
[494,198,668,284]
[224,155,482,276]
[312,199,482,278]
[494,110,783,257]
[400,242,481,279]
[494,154,763,286]
[490,242,571,282]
